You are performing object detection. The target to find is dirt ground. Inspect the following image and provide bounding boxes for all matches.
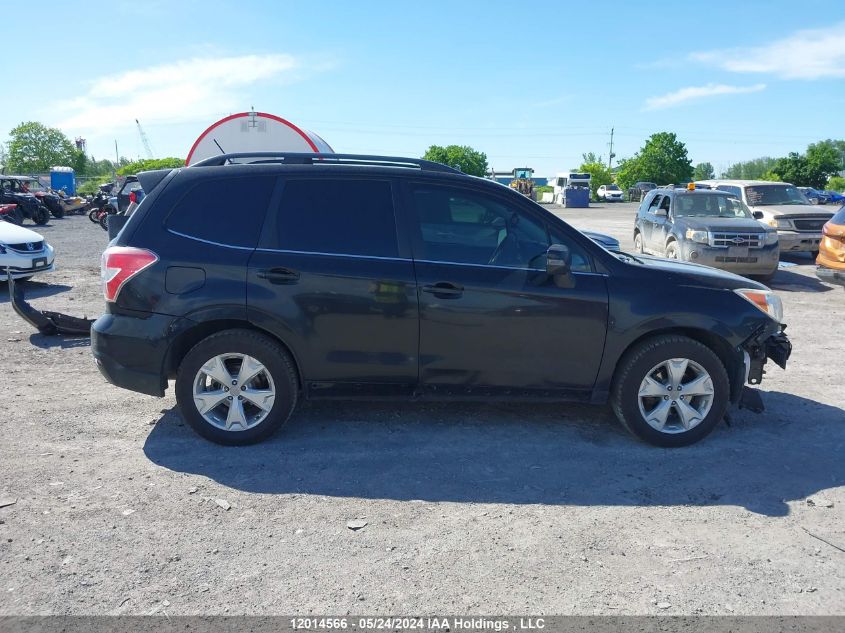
[0,207,843,616]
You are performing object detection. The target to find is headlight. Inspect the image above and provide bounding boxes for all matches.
[767,218,791,229]
[763,231,778,245]
[685,229,709,244]
[734,288,783,323]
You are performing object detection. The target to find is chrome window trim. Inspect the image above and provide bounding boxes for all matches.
[251,249,605,275]
[416,259,606,276]
[254,247,409,262]
[167,229,255,251]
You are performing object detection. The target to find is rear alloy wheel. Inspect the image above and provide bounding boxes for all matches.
[175,329,298,445]
[611,335,730,447]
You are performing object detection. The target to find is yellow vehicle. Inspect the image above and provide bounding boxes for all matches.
[509,167,535,199]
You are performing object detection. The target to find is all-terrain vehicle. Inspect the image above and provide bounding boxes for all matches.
[0,177,50,225]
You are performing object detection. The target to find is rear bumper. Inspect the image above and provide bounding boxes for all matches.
[91,312,183,397]
[816,264,845,286]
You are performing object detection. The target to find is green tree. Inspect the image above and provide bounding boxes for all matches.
[6,121,78,173]
[422,145,488,177]
[826,175,845,192]
[769,152,810,186]
[760,170,782,182]
[692,162,715,180]
[721,157,778,180]
[581,152,603,165]
[578,160,613,200]
[117,157,186,176]
[804,140,842,188]
[615,132,693,190]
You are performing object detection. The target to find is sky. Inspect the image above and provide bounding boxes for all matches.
[4,0,845,176]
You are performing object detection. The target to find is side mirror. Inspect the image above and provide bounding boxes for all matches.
[546,244,572,277]
[654,207,668,217]
[753,211,764,220]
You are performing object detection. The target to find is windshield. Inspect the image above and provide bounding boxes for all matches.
[607,184,620,191]
[674,193,754,219]
[746,184,809,206]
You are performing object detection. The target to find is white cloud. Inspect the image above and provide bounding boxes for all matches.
[51,54,305,135]
[692,22,845,79]
[643,83,766,110]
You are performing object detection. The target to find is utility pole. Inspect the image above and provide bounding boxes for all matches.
[607,127,615,170]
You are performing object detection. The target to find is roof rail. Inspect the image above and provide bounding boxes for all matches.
[189,152,462,173]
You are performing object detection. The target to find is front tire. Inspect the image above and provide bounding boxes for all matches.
[32,205,50,225]
[611,335,730,447]
[175,329,299,445]
[633,231,644,253]
[665,240,680,259]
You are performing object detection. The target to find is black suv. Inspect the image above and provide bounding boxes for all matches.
[634,187,780,280]
[627,181,657,202]
[92,153,791,448]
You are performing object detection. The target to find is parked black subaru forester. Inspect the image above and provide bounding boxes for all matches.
[92,153,791,448]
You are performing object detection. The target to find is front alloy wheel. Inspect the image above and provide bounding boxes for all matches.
[637,358,714,433]
[611,335,730,447]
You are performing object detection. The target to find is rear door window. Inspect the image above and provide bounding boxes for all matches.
[166,175,276,248]
[270,179,398,257]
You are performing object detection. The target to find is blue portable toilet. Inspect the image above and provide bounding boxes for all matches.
[50,166,76,195]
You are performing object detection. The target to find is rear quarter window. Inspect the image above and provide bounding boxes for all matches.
[165,176,276,248]
[831,206,845,225]
[269,179,398,257]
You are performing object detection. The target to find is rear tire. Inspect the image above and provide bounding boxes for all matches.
[50,205,65,219]
[610,335,730,447]
[175,329,299,445]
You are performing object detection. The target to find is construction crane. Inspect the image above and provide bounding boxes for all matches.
[135,119,154,159]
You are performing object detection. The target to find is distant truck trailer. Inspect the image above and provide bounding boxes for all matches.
[549,171,591,206]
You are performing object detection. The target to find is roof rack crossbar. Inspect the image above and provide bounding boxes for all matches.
[190,152,461,173]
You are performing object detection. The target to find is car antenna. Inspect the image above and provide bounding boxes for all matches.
[213,138,232,165]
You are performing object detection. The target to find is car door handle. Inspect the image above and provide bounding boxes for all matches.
[257,267,300,284]
[422,282,463,298]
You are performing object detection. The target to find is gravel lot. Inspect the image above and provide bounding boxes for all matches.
[1,205,843,616]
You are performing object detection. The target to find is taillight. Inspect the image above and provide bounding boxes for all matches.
[129,191,137,204]
[101,246,158,302]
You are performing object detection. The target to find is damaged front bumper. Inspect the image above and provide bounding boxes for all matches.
[7,274,96,336]
[745,327,791,385]
[734,323,792,413]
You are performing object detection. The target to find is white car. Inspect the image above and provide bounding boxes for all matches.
[0,220,55,281]
[597,184,624,201]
